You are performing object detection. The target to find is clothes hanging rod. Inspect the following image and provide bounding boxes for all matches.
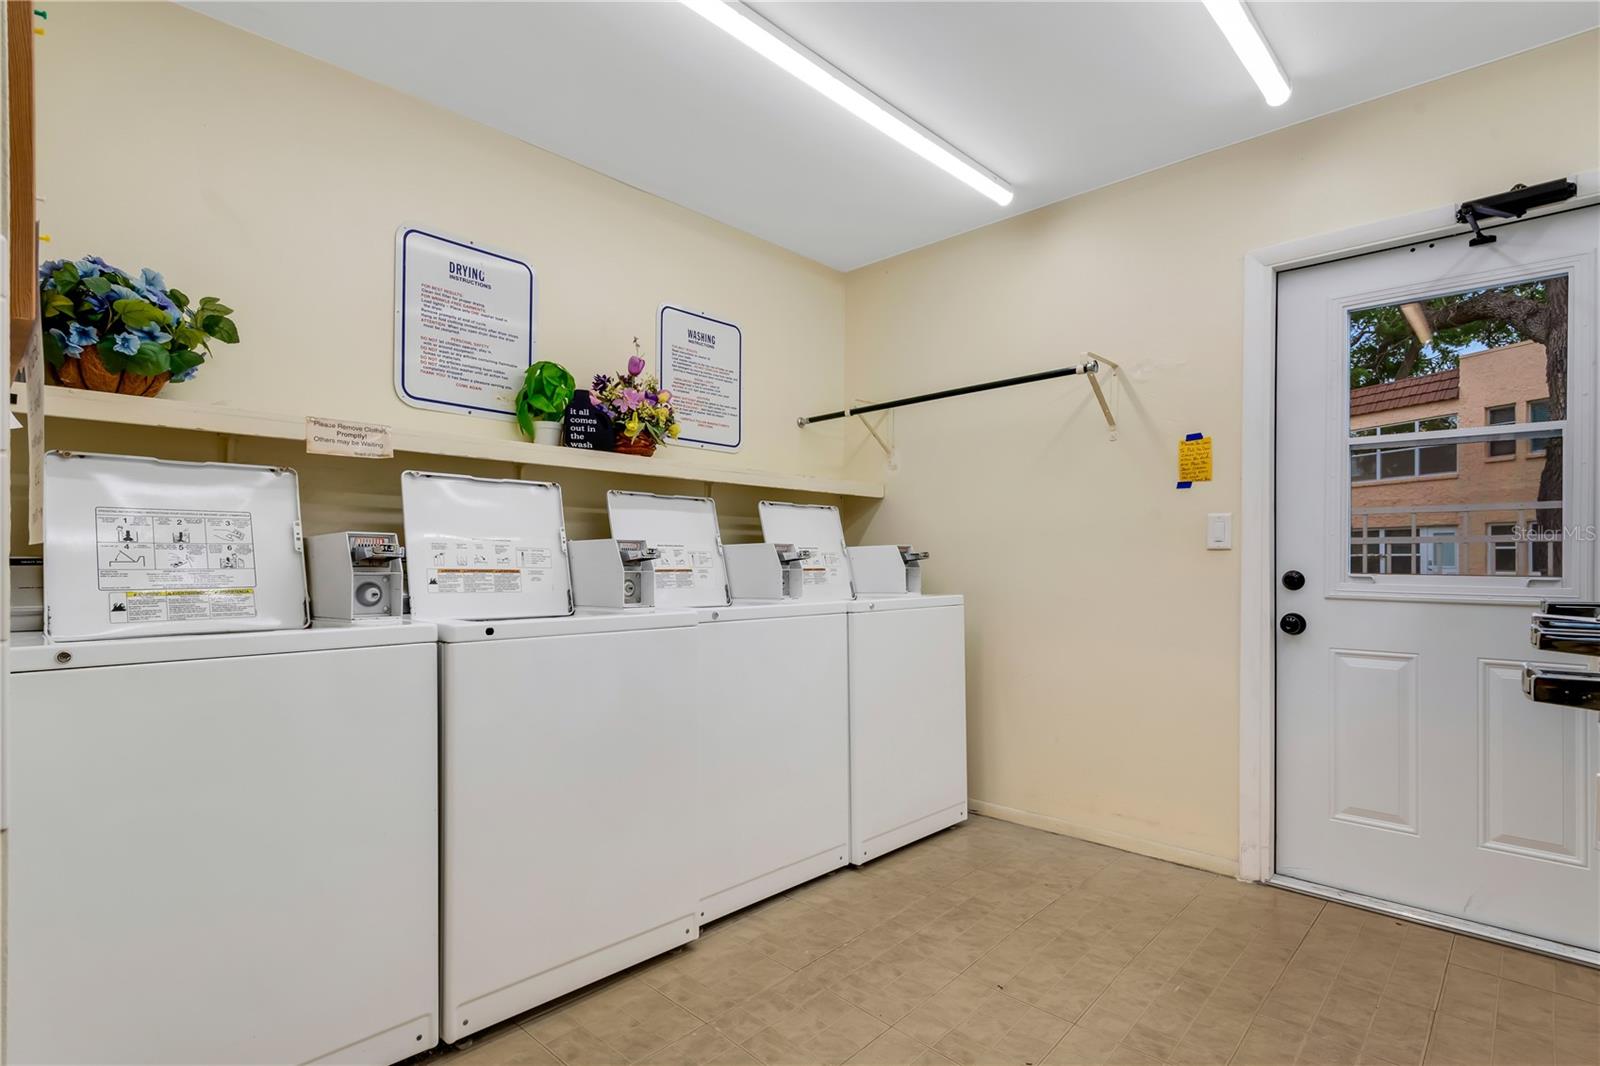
[797,357,1113,427]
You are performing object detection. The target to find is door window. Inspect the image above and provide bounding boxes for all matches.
[1348,276,1569,581]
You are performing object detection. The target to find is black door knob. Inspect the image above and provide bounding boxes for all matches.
[1280,613,1307,635]
[1282,570,1305,591]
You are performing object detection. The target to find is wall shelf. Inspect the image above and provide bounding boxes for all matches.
[14,386,884,499]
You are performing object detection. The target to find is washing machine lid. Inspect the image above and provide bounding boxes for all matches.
[706,599,851,621]
[43,452,309,642]
[755,501,855,602]
[433,607,698,643]
[847,594,964,613]
[606,490,730,609]
[9,619,438,671]
[401,471,573,621]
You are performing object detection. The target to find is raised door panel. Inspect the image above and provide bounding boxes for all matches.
[1330,650,1418,833]
[1479,660,1589,865]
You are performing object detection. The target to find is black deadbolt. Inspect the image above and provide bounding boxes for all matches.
[1281,570,1305,591]
[1279,613,1307,636]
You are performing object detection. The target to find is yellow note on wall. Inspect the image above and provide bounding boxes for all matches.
[1177,434,1212,488]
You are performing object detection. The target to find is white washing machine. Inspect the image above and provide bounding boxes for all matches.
[8,454,440,1066]
[605,492,850,923]
[759,503,968,865]
[402,473,700,1044]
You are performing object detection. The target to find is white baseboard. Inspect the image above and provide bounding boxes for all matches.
[968,799,1238,878]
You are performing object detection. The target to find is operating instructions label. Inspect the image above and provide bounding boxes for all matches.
[95,507,258,623]
[423,537,554,595]
[651,543,720,596]
[799,547,847,589]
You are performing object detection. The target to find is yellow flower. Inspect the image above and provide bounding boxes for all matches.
[668,423,681,438]
[625,418,642,438]
[657,390,671,404]
[656,405,672,421]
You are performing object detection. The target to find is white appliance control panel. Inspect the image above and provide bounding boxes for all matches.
[571,539,658,608]
[308,531,405,622]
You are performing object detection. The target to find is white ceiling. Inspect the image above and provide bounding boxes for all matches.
[190,1,1597,271]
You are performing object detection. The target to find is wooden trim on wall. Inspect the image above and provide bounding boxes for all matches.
[8,0,35,383]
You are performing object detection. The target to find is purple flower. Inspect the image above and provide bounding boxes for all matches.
[592,373,611,393]
[627,355,646,377]
[619,388,644,412]
[645,391,659,405]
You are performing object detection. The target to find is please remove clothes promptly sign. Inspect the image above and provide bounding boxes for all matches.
[1177,433,1212,489]
[305,416,394,459]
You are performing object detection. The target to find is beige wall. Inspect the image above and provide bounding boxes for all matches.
[841,32,1600,874]
[20,1,854,549]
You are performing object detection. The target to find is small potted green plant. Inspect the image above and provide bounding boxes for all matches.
[515,360,576,445]
[39,256,239,396]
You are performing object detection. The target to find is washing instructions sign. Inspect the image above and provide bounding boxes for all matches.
[659,305,741,450]
[422,537,554,595]
[1177,433,1213,489]
[96,507,257,623]
[651,543,720,597]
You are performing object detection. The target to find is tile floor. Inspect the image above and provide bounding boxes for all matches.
[426,815,1600,1066]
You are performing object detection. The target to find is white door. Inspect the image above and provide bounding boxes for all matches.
[1276,205,1600,952]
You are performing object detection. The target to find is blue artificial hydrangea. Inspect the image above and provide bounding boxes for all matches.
[133,323,171,345]
[67,322,99,351]
[142,289,180,324]
[112,332,143,357]
[49,327,80,358]
[138,268,166,293]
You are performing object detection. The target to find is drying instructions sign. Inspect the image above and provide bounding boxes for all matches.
[95,507,257,624]
[423,538,554,595]
[395,227,535,418]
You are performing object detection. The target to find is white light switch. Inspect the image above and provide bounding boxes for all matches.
[1206,513,1233,550]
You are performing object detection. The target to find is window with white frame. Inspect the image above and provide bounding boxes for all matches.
[1488,523,1519,575]
[1349,526,1462,576]
[1528,398,1554,456]
[1420,526,1459,575]
[1351,416,1458,482]
[1486,405,1516,458]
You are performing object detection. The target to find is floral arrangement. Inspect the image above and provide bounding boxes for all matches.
[39,256,239,394]
[591,353,680,445]
[514,360,576,440]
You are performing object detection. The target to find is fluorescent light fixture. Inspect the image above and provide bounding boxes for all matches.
[678,0,1014,207]
[1400,302,1434,345]
[1201,0,1291,107]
